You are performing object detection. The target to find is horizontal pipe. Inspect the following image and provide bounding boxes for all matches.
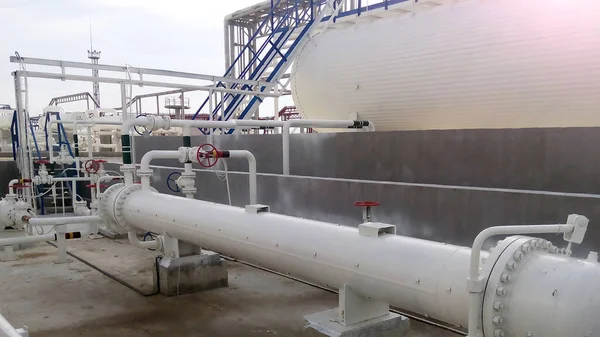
[0,233,56,247]
[27,215,102,227]
[104,186,477,327]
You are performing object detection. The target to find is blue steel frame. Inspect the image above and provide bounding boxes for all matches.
[192,0,406,133]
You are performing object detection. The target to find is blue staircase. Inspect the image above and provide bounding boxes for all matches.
[192,0,343,134]
[44,112,73,157]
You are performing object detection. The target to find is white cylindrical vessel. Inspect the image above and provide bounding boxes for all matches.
[102,184,475,327]
[292,0,600,131]
[101,184,600,336]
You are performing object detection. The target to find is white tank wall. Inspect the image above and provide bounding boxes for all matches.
[292,0,600,131]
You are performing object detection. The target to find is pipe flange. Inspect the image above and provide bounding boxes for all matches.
[481,236,560,337]
[99,183,125,230]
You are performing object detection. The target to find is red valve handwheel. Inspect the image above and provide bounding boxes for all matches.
[196,143,219,168]
[354,201,380,207]
[84,160,100,174]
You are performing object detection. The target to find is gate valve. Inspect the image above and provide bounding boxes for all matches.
[34,161,51,185]
[84,160,101,174]
[354,201,380,223]
[196,143,220,168]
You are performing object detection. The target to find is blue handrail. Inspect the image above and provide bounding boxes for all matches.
[191,0,307,123]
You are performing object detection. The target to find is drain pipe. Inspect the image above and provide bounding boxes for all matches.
[282,120,375,175]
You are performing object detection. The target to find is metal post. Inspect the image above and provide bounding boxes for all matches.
[54,224,71,264]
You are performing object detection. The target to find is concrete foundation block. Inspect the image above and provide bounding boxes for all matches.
[154,251,228,296]
[304,309,410,337]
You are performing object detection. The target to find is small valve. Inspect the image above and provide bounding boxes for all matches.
[84,160,101,174]
[196,143,220,168]
[354,201,380,223]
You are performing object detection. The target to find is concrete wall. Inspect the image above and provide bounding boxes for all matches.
[127,127,600,257]
[136,127,600,194]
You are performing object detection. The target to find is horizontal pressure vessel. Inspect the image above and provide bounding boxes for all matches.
[102,184,600,336]
[291,0,600,131]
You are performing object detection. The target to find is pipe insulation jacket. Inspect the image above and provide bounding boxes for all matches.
[101,184,600,336]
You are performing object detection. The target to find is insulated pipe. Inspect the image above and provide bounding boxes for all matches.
[128,231,161,250]
[101,185,600,336]
[282,119,375,175]
[102,185,479,328]
[0,312,22,337]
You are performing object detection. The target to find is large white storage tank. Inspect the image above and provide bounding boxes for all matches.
[291,0,600,131]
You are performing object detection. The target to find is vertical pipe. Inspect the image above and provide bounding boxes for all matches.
[87,126,93,158]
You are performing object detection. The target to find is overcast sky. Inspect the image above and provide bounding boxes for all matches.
[0,0,291,116]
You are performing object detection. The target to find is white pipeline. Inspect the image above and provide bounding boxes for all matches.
[103,186,476,328]
[139,149,186,190]
[0,233,56,248]
[227,150,257,205]
[7,179,19,195]
[28,215,102,227]
[101,185,600,336]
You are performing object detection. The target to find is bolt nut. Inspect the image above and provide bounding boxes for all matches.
[493,315,505,325]
[493,302,505,311]
[514,251,524,261]
[494,329,505,337]
[542,241,552,249]
[521,244,532,253]
[500,273,512,283]
[506,261,517,270]
[496,287,507,296]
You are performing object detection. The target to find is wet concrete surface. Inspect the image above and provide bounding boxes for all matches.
[0,242,461,337]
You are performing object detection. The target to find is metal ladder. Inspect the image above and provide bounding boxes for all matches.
[191,0,344,134]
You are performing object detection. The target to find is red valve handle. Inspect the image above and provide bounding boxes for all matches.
[12,184,31,189]
[35,159,50,165]
[95,159,108,163]
[354,201,380,207]
[84,160,100,174]
[196,143,219,168]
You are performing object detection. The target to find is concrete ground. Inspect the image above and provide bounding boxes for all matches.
[0,240,462,337]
